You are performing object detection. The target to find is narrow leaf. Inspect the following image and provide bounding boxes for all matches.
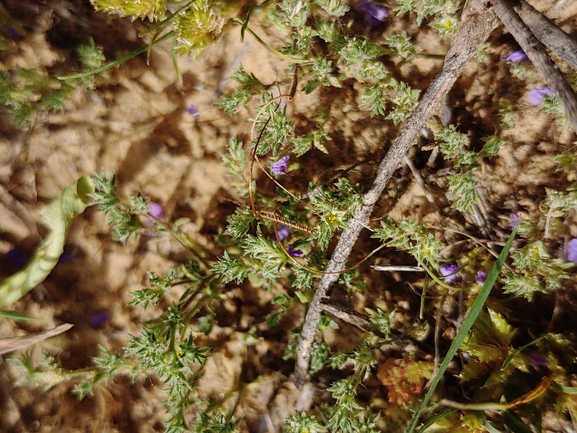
[406,226,518,433]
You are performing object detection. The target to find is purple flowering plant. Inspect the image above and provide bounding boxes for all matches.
[145,201,165,227]
[440,263,459,283]
[287,245,304,257]
[6,247,31,270]
[502,50,528,62]
[509,213,519,228]
[276,225,292,241]
[528,87,553,105]
[271,155,290,175]
[475,271,487,284]
[89,310,111,328]
[564,238,577,263]
[187,104,200,118]
[20,0,577,429]
[357,0,388,26]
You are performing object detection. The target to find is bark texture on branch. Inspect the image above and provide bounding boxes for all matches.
[515,0,577,71]
[292,0,499,387]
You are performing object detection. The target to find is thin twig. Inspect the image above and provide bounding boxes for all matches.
[425,292,446,391]
[292,0,499,386]
[372,265,425,272]
[491,0,577,131]
[403,155,440,216]
[319,301,386,338]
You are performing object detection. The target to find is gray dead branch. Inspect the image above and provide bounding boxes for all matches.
[292,0,499,387]
[287,0,577,426]
[515,0,577,71]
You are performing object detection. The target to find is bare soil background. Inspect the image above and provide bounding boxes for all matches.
[1,0,577,432]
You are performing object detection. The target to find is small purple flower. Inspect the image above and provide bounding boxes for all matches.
[59,244,80,263]
[271,156,290,175]
[8,27,21,40]
[475,271,487,284]
[566,238,577,263]
[276,225,292,241]
[528,87,553,105]
[440,263,459,283]
[89,310,110,328]
[187,104,200,118]
[6,247,30,270]
[358,0,389,26]
[509,213,519,228]
[357,0,389,27]
[287,245,303,257]
[530,353,547,368]
[502,50,528,62]
[145,202,164,227]
[148,202,164,219]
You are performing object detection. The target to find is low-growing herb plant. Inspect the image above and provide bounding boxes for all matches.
[3,0,577,432]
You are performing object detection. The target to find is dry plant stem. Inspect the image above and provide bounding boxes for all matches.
[403,155,440,216]
[491,0,577,131]
[292,0,499,386]
[515,0,577,71]
[320,300,389,340]
[425,292,446,390]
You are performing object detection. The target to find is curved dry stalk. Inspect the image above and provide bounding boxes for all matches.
[292,0,499,386]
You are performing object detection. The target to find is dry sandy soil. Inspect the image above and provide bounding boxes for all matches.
[1,0,577,431]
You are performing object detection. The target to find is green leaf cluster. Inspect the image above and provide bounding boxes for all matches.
[394,0,460,35]
[435,125,481,213]
[215,65,265,114]
[503,241,572,300]
[372,218,444,267]
[91,172,149,244]
[91,0,167,21]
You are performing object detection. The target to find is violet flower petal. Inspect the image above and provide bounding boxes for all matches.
[187,105,199,117]
[59,244,80,263]
[145,202,164,228]
[475,271,487,284]
[530,353,547,368]
[358,0,388,26]
[148,202,164,218]
[6,247,30,270]
[8,28,21,40]
[566,238,577,263]
[502,50,528,62]
[287,245,303,257]
[89,310,110,328]
[509,213,519,228]
[271,156,290,175]
[528,87,553,105]
[276,226,292,241]
[440,263,459,283]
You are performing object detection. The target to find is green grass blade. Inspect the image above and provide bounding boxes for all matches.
[551,382,577,395]
[405,226,518,433]
[0,310,39,321]
[0,177,94,308]
[501,334,547,370]
[415,408,458,433]
[501,409,534,433]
